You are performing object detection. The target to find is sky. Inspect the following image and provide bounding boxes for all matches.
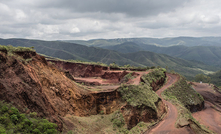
[0,0,221,40]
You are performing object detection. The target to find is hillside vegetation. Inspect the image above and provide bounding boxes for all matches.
[63,37,221,47]
[0,38,218,80]
[0,101,57,134]
[100,42,221,67]
[208,70,221,87]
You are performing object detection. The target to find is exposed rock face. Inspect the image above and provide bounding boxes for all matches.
[150,77,166,91]
[120,76,167,130]
[121,98,166,130]
[48,60,137,84]
[48,60,108,77]
[189,103,205,113]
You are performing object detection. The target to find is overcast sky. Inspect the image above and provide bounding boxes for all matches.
[0,0,221,40]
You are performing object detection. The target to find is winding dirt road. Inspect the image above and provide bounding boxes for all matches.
[192,83,221,134]
[146,74,194,134]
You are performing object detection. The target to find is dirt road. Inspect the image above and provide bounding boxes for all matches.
[192,83,221,134]
[146,74,194,134]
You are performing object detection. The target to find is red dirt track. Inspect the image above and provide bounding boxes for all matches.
[146,74,194,134]
[192,83,221,134]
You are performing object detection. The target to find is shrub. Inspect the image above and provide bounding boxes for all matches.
[0,101,58,133]
[111,110,125,128]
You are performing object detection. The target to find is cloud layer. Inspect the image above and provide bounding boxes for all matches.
[0,0,221,40]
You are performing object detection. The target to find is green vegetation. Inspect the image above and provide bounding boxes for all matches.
[0,45,35,53]
[209,70,221,87]
[118,84,159,111]
[141,68,166,84]
[111,110,126,129]
[65,110,160,134]
[194,73,211,83]
[163,76,204,110]
[128,122,149,134]
[66,37,221,67]
[121,72,136,83]
[64,37,221,47]
[64,110,128,134]
[0,101,57,134]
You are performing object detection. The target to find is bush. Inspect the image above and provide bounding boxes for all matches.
[111,111,125,128]
[0,126,6,134]
[0,101,58,133]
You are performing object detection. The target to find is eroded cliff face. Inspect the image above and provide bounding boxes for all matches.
[48,60,167,131]
[0,50,168,132]
[48,60,108,77]
[121,98,166,130]
[119,74,167,130]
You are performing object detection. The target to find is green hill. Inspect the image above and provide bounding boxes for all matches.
[99,42,221,67]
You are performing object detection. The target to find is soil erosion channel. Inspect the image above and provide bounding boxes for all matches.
[192,83,221,134]
[146,74,194,134]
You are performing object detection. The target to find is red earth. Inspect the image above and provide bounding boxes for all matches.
[192,82,221,134]
[145,74,194,134]
[74,70,151,92]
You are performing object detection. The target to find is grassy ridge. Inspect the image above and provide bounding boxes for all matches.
[118,84,159,111]
[162,76,213,133]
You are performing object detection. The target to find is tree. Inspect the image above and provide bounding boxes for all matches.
[194,74,211,83]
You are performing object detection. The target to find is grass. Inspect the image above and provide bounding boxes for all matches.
[118,83,159,111]
[65,109,165,134]
[64,110,128,134]
[0,45,35,53]
[163,76,204,110]
[141,68,166,84]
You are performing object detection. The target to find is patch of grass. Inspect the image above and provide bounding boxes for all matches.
[163,76,204,110]
[118,84,159,111]
[129,122,149,134]
[0,45,35,53]
[65,110,160,134]
[0,101,58,133]
[65,110,127,134]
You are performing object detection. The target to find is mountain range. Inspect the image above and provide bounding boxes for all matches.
[0,38,220,79]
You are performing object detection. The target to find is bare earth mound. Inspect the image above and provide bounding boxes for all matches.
[192,82,221,133]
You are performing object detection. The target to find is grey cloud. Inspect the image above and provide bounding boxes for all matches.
[0,0,221,40]
[36,0,190,17]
